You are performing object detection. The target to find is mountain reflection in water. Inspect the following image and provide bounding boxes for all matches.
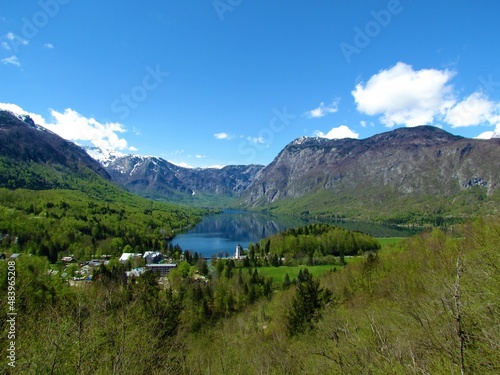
[170,210,413,258]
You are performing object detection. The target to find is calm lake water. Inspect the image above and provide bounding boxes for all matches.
[170,210,414,258]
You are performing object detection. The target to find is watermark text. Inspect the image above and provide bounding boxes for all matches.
[6,261,17,368]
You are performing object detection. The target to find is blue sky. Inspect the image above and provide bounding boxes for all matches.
[1,0,500,167]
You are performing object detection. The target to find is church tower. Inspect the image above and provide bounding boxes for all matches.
[235,243,243,259]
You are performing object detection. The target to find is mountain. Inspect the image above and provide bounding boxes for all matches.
[0,110,207,262]
[0,110,110,189]
[83,124,500,222]
[104,154,264,203]
[240,126,500,222]
[83,146,124,167]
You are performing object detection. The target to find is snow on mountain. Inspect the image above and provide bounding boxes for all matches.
[84,146,124,167]
[0,108,51,134]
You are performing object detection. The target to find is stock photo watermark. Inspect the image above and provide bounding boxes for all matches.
[6,260,17,368]
[238,107,296,163]
[110,65,169,120]
[478,74,500,94]
[340,0,407,63]
[213,0,243,22]
[5,0,71,53]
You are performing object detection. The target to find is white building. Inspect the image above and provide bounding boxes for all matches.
[234,243,246,260]
[119,253,142,263]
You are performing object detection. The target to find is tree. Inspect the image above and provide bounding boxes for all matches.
[264,239,271,254]
[283,273,291,289]
[195,258,209,276]
[362,251,379,294]
[286,268,332,335]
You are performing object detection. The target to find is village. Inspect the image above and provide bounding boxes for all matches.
[0,244,249,286]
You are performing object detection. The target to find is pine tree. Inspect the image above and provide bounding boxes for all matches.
[283,273,291,289]
[286,268,332,335]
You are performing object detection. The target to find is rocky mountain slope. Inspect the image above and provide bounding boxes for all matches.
[105,155,264,200]
[3,107,498,221]
[240,126,500,221]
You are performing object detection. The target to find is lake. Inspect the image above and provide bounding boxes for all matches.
[170,210,414,258]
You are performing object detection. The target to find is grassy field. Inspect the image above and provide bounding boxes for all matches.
[258,238,407,285]
[258,265,338,284]
[377,237,406,247]
[377,237,407,254]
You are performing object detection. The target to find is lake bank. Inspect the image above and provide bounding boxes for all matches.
[170,210,415,258]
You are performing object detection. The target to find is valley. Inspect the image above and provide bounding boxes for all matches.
[1,109,499,374]
[95,123,500,225]
[2,2,500,373]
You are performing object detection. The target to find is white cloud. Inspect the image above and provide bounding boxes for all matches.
[214,132,231,140]
[0,103,47,125]
[195,154,206,159]
[169,159,224,169]
[476,124,500,139]
[47,108,129,150]
[0,103,133,151]
[169,160,194,168]
[352,62,456,127]
[305,99,340,118]
[4,32,28,46]
[206,164,224,169]
[475,131,494,139]
[314,125,359,139]
[1,56,21,67]
[247,136,265,144]
[360,120,375,128]
[129,146,138,151]
[1,33,28,51]
[44,43,54,49]
[444,92,500,127]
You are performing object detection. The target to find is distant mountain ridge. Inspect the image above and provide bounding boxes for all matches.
[87,125,500,220]
[3,107,498,221]
[240,126,500,220]
[104,154,264,201]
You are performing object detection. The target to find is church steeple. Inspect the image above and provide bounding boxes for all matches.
[235,243,243,259]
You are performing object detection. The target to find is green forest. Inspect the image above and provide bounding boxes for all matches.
[261,185,500,226]
[254,223,381,266]
[0,187,206,261]
[1,217,499,374]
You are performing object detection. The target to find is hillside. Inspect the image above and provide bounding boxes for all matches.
[178,217,500,374]
[0,110,205,261]
[2,216,498,374]
[0,110,110,190]
[241,126,500,223]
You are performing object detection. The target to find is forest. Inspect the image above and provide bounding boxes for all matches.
[252,223,381,266]
[1,216,499,374]
[0,187,206,261]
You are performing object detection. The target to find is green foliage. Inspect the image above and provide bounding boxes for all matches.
[257,264,339,285]
[260,223,380,265]
[0,187,205,261]
[286,268,332,335]
[255,185,500,225]
[179,217,500,374]
[2,217,500,374]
